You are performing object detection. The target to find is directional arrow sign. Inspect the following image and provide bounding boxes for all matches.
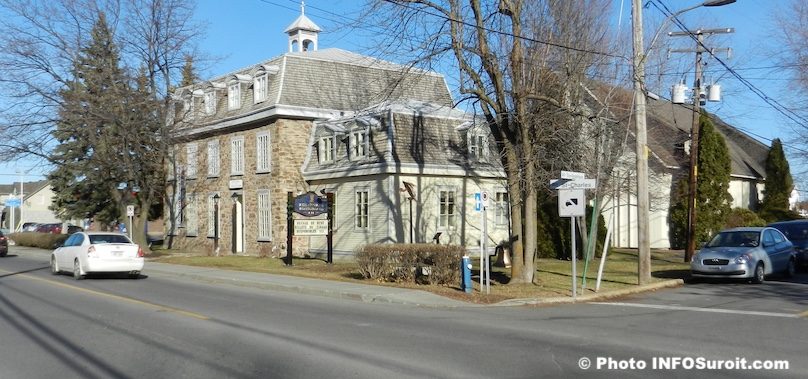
[559,189,585,217]
[549,178,597,190]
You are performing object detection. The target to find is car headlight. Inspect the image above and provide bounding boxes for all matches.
[734,254,751,264]
[691,252,699,263]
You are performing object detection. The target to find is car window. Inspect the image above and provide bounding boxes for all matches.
[772,223,808,241]
[771,229,786,244]
[89,234,132,244]
[763,230,775,246]
[63,234,77,247]
[707,231,759,248]
[74,234,86,246]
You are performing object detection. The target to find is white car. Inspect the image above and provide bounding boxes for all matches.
[50,232,144,280]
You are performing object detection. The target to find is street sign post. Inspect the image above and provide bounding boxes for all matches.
[550,173,597,300]
[126,205,135,239]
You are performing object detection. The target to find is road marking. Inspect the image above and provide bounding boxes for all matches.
[0,268,209,320]
[592,302,803,319]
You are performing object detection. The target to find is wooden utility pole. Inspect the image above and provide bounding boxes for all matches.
[670,28,733,262]
[631,0,651,285]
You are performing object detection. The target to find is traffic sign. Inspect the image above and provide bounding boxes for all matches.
[558,189,585,217]
[4,198,21,207]
[474,193,482,212]
[549,178,597,190]
[126,205,135,217]
[560,170,585,180]
[481,191,489,207]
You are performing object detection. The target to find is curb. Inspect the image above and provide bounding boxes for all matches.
[491,279,685,307]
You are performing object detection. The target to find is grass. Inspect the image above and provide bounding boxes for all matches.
[148,248,690,304]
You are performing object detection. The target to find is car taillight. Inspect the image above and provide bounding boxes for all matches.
[87,245,97,257]
[137,246,144,258]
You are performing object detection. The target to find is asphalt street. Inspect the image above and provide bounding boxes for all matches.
[0,247,805,378]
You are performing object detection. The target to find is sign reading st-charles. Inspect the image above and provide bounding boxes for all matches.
[293,191,328,217]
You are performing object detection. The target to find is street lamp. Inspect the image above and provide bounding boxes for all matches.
[213,193,220,256]
[631,0,736,283]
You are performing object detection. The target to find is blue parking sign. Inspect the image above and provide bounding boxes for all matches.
[474,193,482,212]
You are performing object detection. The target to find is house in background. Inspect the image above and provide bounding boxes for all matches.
[602,97,770,249]
[167,8,508,257]
[0,180,62,230]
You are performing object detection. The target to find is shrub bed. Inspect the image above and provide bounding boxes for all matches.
[8,232,68,250]
[355,243,463,285]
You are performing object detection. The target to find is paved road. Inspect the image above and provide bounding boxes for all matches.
[1,248,805,378]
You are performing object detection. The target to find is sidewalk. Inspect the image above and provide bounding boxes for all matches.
[12,245,683,308]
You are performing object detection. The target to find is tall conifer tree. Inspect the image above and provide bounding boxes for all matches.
[759,138,795,221]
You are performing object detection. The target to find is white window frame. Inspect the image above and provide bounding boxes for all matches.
[207,140,220,177]
[186,193,198,236]
[469,132,488,160]
[494,191,509,226]
[228,81,241,110]
[204,90,216,115]
[256,132,271,173]
[257,189,272,240]
[355,188,369,230]
[318,136,334,163]
[231,136,245,176]
[254,74,267,103]
[438,188,456,230]
[185,143,197,179]
[349,129,368,160]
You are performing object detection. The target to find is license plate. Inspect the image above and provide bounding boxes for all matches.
[112,251,123,257]
[709,266,721,270]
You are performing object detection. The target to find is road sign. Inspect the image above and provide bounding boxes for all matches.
[558,189,585,217]
[481,191,489,207]
[126,205,135,217]
[4,198,21,207]
[560,170,585,180]
[474,193,482,212]
[549,178,597,190]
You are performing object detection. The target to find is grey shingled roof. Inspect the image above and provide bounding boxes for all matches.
[303,100,501,177]
[643,97,768,179]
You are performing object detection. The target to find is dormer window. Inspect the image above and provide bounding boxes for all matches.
[204,91,216,115]
[254,74,268,103]
[319,136,334,163]
[350,129,368,160]
[228,81,241,110]
[468,132,489,160]
[182,97,193,120]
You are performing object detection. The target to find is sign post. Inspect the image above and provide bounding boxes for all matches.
[550,172,596,300]
[126,205,135,239]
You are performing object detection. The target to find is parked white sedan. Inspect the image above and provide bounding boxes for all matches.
[50,232,144,280]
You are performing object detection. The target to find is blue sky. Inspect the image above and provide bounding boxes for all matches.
[2,0,803,194]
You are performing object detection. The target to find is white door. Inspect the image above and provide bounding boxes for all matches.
[234,195,244,254]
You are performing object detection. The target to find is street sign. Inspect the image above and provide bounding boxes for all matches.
[549,178,597,190]
[558,189,585,217]
[294,219,329,236]
[560,170,585,180]
[4,198,21,207]
[474,193,482,212]
[126,205,135,217]
[481,191,489,207]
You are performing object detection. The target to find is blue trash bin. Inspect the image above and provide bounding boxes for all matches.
[461,256,472,293]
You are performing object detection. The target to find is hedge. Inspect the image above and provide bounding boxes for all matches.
[8,232,69,250]
[355,243,463,285]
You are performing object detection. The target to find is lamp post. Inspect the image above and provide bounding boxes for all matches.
[213,193,220,256]
[631,0,736,283]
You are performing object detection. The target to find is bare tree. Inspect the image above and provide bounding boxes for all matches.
[362,0,625,283]
[772,0,808,163]
[0,0,204,250]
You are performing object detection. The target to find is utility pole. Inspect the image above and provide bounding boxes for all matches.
[669,28,733,262]
[631,0,651,285]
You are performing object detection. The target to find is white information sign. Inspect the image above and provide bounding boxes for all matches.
[294,219,329,236]
[126,205,135,217]
[558,189,585,217]
[549,178,597,190]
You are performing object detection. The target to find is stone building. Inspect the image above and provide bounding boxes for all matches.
[168,8,508,257]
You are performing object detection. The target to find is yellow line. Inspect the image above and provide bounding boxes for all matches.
[1,269,209,320]
[798,310,808,318]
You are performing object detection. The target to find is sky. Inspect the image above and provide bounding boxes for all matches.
[1,0,803,196]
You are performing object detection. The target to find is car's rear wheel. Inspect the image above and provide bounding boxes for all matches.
[73,259,84,280]
[128,271,140,279]
[50,256,59,275]
[752,262,765,284]
[786,259,796,278]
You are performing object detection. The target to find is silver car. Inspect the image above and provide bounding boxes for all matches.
[691,227,797,284]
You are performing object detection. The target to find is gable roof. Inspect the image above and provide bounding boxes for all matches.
[643,97,769,179]
[0,180,49,200]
